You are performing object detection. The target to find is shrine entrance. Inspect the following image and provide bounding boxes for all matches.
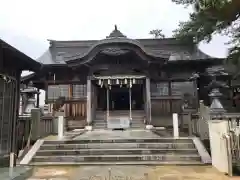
[97,83,144,111]
[109,85,130,110]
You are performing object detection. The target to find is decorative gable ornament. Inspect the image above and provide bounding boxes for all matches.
[106,25,127,38]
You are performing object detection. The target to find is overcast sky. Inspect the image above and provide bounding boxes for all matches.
[0,0,231,105]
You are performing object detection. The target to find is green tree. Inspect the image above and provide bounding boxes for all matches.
[149,29,165,38]
[172,0,240,76]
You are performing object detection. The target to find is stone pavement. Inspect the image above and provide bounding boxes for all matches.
[73,129,162,140]
[25,165,239,180]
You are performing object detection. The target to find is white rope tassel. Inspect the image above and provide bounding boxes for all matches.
[130,79,132,88]
[133,78,136,84]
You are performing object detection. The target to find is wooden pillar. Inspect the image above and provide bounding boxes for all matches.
[44,78,48,104]
[168,81,172,114]
[69,85,73,117]
[193,79,199,109]
[129,87,132,120]
[91,83,96,121]
[187,112,193,136]
[106,87,109,121]
[36,89,40,108]
[86,77,92,125]
[11,72,20,166]
[146,77,151,124]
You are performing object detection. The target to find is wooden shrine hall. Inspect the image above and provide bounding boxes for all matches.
[22,25,224,129]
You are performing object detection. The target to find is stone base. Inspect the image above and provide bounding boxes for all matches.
[85,126,93,131]
[145,125,154,130]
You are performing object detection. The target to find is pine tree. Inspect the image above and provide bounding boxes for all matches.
[172,0,240,76]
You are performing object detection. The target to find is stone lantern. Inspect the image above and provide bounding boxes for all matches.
[209,88,226,116]
[206,68,229,117]
[20,82,39,115]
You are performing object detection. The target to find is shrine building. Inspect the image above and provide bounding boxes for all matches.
[22,26,224,129]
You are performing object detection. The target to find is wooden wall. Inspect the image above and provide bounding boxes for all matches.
[150,81,196,116]
[48,100,87,118]
[151,97,182,116]
[47,84,87,119]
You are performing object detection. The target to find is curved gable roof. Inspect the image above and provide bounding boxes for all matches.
[36,27,219,65]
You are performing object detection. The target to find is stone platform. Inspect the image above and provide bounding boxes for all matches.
[73,129,161,140]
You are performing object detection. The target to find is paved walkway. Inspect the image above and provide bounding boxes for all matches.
[25,165,238,180]
[73,129,161,140]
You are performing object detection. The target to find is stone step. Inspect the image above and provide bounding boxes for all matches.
[43,138,193,144]
[30,160,204,166]
[93,122,144,126]
[36,148,198,156]
[40,142,195,150]
[32,154,201,163]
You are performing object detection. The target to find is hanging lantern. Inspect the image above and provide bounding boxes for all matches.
[116,79,119,85]
[124,79,127,84]
[133,78,136,84]
[101,81,103,88]
[109,85,111,90]
[108,79,111,85]
[98,79,102,86]
[120,81,122,88]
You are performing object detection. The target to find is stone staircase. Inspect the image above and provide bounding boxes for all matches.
[93,110,145,129]
[24,138,210,165]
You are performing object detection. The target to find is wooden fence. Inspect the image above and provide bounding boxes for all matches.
[17,111,54,151]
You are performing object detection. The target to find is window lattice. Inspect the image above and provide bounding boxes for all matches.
[47,84,87,100]
[48,85,69,100]
[171,81,194,96]
[151,83,169,97]
[72,84,87,98]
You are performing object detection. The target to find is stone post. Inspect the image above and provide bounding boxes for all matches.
[31,108,41,141]
[54,111,65,139]
[173,113,179,138]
